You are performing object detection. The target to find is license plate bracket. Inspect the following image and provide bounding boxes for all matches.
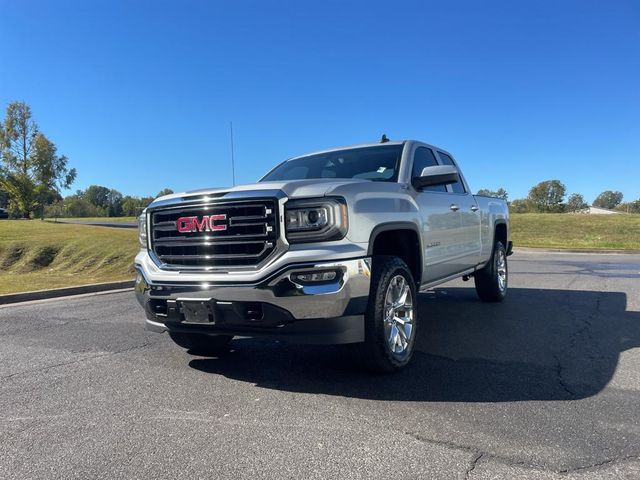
[180,300,213,324]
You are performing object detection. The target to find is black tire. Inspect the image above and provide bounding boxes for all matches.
[474,240,508,302]
[354,256,418,373]
[168,332,233,356]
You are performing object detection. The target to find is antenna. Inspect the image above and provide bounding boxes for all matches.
[230,121,236,186]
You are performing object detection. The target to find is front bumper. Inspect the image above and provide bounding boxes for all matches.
[134,257,371,344]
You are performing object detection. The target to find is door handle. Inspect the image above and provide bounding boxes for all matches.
[450,204,460,211]
[470,205,479,212]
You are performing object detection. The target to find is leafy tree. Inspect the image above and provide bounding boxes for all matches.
[0,101,76,218]
[83,185,111,210]
[566,193,589,212]
[121,196,140,217]
[0,101,38,175]
[527,180,566,213]
[121,195,154,216]
[1,172,37,217]
[32,133,76,192]
[476,187,508,200]
[615,200,640,214]
[64,197,102,217]
[44,199,65,219]
[593,190,623,210]
[509,198,531,213]
[106,188,123,216]
[81,185,123,216]
[156,188,174,198]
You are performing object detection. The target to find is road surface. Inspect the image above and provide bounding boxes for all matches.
[1,251,639,479]
[51,219,137,228]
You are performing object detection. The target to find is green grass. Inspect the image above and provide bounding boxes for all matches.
[511,213,640,250]
[0,220,138,294]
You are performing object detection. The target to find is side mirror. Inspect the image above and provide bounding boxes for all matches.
[412,165,460,189]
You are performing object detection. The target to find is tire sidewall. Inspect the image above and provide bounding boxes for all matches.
[368,258,418,369]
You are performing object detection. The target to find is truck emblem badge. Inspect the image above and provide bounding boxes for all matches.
[176,215,227,233]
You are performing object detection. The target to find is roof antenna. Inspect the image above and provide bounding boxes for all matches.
[380,134,389,143]
[230,121,236,186]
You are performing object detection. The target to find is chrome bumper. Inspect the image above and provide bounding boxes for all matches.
[134,257,371,344]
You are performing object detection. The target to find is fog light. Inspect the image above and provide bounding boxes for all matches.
[291,270,338,283]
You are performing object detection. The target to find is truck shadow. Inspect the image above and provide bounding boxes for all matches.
[188,287,640,402]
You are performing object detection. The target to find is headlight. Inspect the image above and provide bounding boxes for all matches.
[285,198,348,243]
[138,212,148,248]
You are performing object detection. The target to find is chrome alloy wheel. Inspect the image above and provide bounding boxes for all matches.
[383,275,415,355]
[496,249,507,292]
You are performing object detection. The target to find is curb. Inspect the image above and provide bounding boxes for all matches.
[0,280,135,305]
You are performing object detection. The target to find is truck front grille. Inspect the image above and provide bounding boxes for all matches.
[150,199,279,269]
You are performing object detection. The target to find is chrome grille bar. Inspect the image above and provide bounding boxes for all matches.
[150,199,279,269]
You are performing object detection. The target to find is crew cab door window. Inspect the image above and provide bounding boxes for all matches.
[412,147,446,192]
[436,152,466,194]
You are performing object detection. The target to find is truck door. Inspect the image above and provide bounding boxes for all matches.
[410,146,464,283]
[436,151,482,270]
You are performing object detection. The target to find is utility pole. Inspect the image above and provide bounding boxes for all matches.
[230,121,236,186]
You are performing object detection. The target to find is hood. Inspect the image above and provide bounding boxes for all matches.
[151,178,370,206]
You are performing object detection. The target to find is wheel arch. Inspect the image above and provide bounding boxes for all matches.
[368,222,423,285]
[494,220,508,247]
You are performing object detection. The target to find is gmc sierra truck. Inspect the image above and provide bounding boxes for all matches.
[135,139,511,371]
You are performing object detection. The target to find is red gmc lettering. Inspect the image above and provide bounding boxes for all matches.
[175,215,227,233]
[176,217,193,233]
[193,216,208,232]
[208,214,227,231]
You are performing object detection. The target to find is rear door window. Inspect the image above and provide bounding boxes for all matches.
[436,152,466,194]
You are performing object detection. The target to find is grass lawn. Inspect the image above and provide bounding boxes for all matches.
[0,220,138,294]
[511,213,640,250]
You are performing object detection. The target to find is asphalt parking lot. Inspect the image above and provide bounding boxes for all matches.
[1,250,639,479]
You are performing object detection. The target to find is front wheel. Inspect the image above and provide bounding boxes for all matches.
[354,256,418,373]
[168,332,233,356]
[474,240,508,302]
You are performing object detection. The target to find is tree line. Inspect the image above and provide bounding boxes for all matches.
[45,186,173,218]
[478,181,640,213]
[0,101,171,218]
[3,101,638,218]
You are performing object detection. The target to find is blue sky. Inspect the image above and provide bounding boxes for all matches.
[1,0,638,203]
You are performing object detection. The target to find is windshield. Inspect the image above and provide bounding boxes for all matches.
[261,144,404,182]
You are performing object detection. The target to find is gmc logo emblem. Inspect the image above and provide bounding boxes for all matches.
[176,215,227,233]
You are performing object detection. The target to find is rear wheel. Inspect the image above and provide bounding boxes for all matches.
[355,256,418,373]
[168,332,233,356]
[474,240,508,302]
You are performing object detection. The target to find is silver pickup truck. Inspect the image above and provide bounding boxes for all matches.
[135,139,511,371]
